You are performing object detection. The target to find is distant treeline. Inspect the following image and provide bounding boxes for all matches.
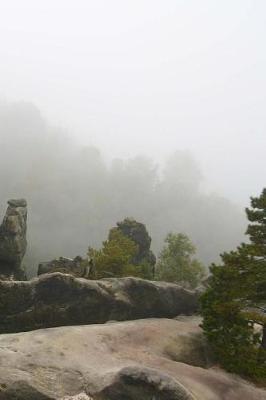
[0,101,245,275]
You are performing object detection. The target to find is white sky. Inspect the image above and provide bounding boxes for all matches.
[0,0,265,205]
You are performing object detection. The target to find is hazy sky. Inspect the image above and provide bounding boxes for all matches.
[0,0,265,205]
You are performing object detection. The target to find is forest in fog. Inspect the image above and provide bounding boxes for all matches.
[0,101,245,275]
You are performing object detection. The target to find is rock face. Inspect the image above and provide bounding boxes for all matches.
[0,317,265,400]
[0,199,27,280]
[0,273,198,333]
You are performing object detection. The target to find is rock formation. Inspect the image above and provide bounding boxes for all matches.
[0,273,198,333]
[0,317,265,399]
[38,219,157,279]
[110,218,156,272]
[38,256,85,277]
[0,199,27,280]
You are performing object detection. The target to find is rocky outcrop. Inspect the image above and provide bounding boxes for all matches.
[0,199,27,280]
[96,366,194,400]
[38,219,157,280]
[0,317,264,399]
[110,217,156,269]
[0,273,198,333]
[38,256,85,277]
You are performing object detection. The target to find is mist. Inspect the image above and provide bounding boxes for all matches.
[0,1,265,274]
[0,101,246,275]
[1,1,265,207]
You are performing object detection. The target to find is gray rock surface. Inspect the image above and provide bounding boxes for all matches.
[0,317,264,399]
[0,273,198,333]
[0,199,27,280]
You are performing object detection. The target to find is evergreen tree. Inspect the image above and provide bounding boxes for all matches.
[245,189,266,309]
[201,188,266,380]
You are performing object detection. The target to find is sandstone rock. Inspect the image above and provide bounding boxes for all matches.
[0,273,198,333]
[0,318,264,399]
[0,199,27,280]
[96,366,194,400]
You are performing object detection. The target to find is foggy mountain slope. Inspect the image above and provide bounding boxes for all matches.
[0,101,245,275]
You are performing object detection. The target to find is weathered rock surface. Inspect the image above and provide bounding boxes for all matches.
[0,273,198,333]
[0,317,265,399]
[0,199,27,280]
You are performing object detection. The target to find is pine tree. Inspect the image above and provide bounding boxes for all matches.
[244,188,266,349]
[201,188,266,380]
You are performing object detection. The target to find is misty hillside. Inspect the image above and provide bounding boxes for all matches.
[0,101,245,275]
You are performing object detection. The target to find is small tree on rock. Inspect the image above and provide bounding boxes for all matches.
[88,218,156,279]
[88,229,138,279]
[109,218,156,279]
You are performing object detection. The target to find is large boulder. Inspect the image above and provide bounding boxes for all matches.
[0,317,264,399]
[0,273,198,333]
[0,199,27,280]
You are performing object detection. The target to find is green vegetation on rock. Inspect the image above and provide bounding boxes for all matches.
[89,218,156,279]
[88,229,139,279]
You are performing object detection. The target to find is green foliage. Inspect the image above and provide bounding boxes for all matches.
[108,218,156,279]
[88,230,139,279]
[201,188,266,381]
[155,233,206,288]
[201,260,265,378]
[88,219,157,280]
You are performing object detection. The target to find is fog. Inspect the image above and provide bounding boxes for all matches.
[0,101,246,275]
[0,1,265,274]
